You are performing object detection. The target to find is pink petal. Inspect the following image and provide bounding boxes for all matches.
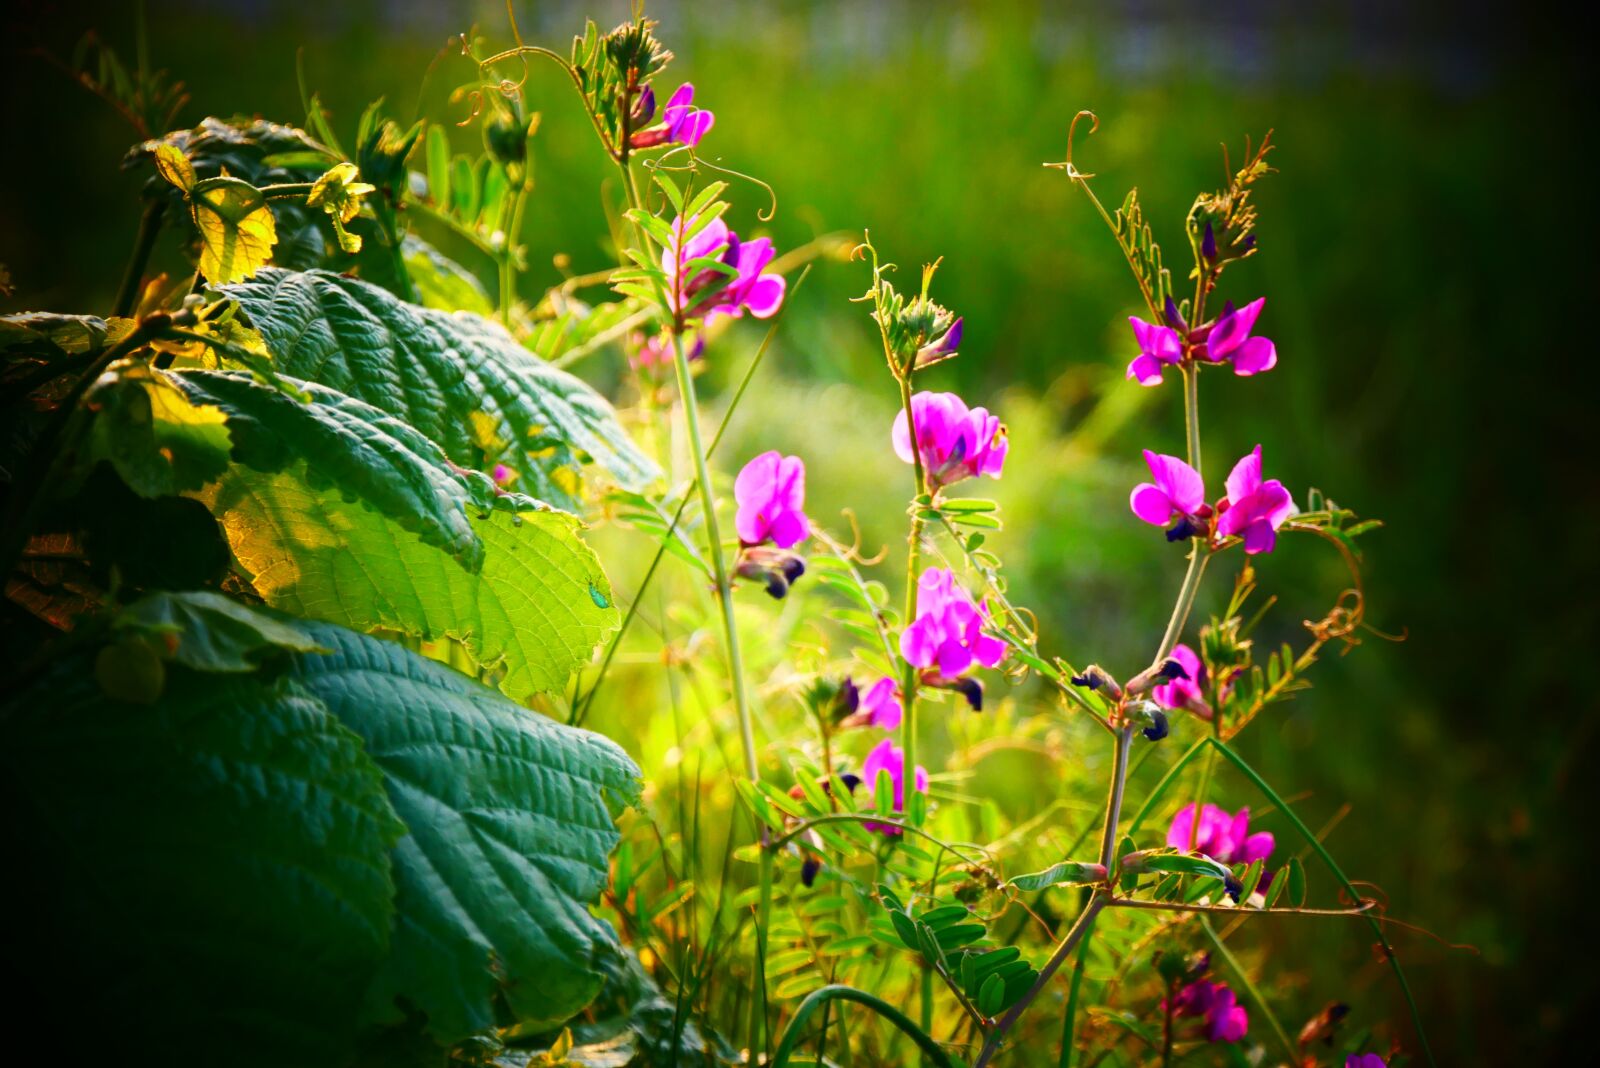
[1240,520,1277,554]
[1207,297,1264,359]
[1126,353,1168,386]
[1241,831,1274,865]
[1167,803,1200,851]
[734,504,768,545]
[1231,335,1276,376]
[768,508,809,549]
[900,617,940,668]
[1130,483,1175,525]
[1145,450,1206,514]
[742,273,785,317]
[1224,445,1264,504]
[937,639,973,679]
[972,631,1008,669]
[1130,316,1182,361]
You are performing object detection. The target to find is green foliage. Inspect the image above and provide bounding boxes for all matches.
[1,600,641,1062]
[218,268,657,508]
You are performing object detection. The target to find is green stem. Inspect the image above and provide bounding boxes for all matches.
[1056,901,1101,1068]
[897,372,928,820]
[1154,545,1209,669]
[113,198,166,318]
[772,984,955,1068]
[1207,738,1437,1066]
[1181,362,1201,473]
[497,181,531,327]
[1198,917,1297,1063]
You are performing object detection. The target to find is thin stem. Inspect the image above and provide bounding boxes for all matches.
[1153,546,1209,669]
[771,984,956,1068]
[975,895,1107,1068]
[114,199,166,318]
[497,179,531,327]
[897,374,928,823]
[1181,362,1201,473]
[1056,910,1099,1068]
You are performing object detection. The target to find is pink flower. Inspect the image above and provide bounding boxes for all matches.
[734,451,810,549]
[891,391,1007,490]
[1166,803,1274,867]
[661,214,786,324]
[1152,644,1205,711]
[859,677,903,731]
[1126,315,1183,386]
[861,738,927,834]
[900,568,1008,679]
[630,330,704,369]
[1214,445,1295,554]
[491,463,515,488]
[1198,298,1277,376]
[1130,450,1210,541]
[1171,979,1250,1043]
[628,82,715,149]
[1347,1056,1387,1068]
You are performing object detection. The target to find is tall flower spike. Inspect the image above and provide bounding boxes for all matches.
[1214,445,1294,554]
[891,391,1007,490]
[734,451,810,549]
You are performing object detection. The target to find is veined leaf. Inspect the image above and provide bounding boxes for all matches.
[281,620,642,1044]
[218,268,657,508]
[190,176,278,283]
[87,361,234,497]
[402,234,493,315]
[205,466,618,701]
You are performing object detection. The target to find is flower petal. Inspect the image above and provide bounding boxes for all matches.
[1130,483,1175,525]
[1145,450,1206,514]
[1127,353,1168,386]
[1231,335,1277,376]
[1224,445,1264,505]
[1240,520,1277,554]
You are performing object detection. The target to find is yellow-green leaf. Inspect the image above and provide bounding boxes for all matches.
[190,177,277,283]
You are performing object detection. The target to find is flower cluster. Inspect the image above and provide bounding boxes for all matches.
[892,391,1008,490]
[1170,978,1250,1043]
[901,567,1008,707]
[1130,444,1294,554]
[1126,296,1277,386]
[662,213,786,324]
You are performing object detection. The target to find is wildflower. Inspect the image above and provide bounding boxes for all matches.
[1171,979,1250,1043]
[734,451,810,549]
[1347,1055,1387,1068]
[628,82,714,149]
[861,738,927,834]
[1197,298,1277,376]
[913,315,963,368]
[490,463,516,489]
[1126,316,1183,386]
[1215,445,1294,554]
[891,392,1007,490]
[1129,450,1210,541]
[661,214,786,322]
[848,677,903,731]
[1152,643,1209,716]
[900,568,1008,680]
[1166,803,1274,867]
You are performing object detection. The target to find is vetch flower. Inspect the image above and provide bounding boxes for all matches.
[1198,297,1277,376]
[1130,450,1210,541]
[662,214,786,323]
[892,392,1007,490]
[1171,980,1250,1044]
[1346,1056,1387,1068]
[490,463,515,489]
[900,567,1008,680]
[1152,644,1206,713]
[1126,315,1183,386]
[913,315,963,369]
[861,738,927,834]
[628,82,714,149]
[734,451,810,549]
[857,677,904,731]
[1166,803,1274,867]
[1214,445,1294,554]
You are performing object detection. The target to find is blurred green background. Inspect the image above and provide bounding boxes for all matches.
[3,0,1590,1059]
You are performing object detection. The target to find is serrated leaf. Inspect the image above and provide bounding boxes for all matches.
[218,269,657,508]
[116,590,327,671]
[190,176,278,283]
[203,466,617,701]
[1,640,405,1064]
[87,361,233,497]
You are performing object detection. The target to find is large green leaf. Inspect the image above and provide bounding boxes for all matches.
[217,268,657,508]
[170,368,498,567]
[283,619,643,1045]
[207,466,618,701]
[0,651,405,1065]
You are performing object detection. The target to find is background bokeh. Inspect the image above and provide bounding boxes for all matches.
[4,0,1591,1059]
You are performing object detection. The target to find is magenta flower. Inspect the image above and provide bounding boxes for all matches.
[1171,980,1249,1043]
[891,391,1007,490]
[1347,1056,1387,1068]
[861,737,927,834]
[491,463,515,488]
[734,451,809,549]
[1199,298,1276,376]
[1126,316,1183,386]
[662,214,786,323]
[1152,644,1205,711]
[1129,450,1210,541]
[1167,803,1274,867]
[629,82,714,149]
[859,677,904,731]
[900,568,1008,680]
[1215,445,1294,554]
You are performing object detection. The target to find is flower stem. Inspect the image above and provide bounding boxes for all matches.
[497,179,531,328]
[897,374,927,823]
[1181,362,1201,473]
[1154,545,1209,668]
